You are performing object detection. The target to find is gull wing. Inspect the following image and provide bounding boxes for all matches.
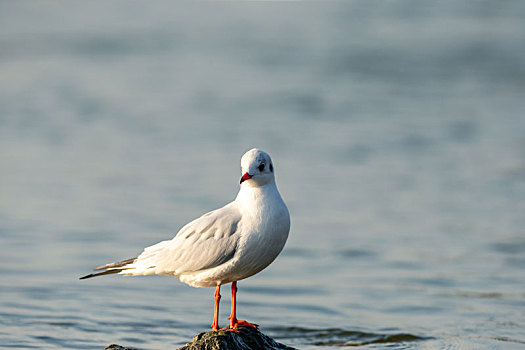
[129,203,242,276]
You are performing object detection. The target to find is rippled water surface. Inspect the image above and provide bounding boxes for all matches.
[1,1,525,349]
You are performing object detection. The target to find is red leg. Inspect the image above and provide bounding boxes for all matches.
[228,281,258,329]
[211,283,221,331]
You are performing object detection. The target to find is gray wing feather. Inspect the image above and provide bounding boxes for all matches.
[133,204,241,275]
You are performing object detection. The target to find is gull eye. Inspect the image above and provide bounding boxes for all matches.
[258,163,265,172]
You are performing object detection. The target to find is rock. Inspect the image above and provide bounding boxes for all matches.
[104,326,296,350]
[178,326,296,350]
[104,345,136,350]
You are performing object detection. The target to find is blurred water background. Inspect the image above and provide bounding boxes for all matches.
[1,1,525,349]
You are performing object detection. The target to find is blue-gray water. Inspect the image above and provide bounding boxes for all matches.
[1,1,525,349]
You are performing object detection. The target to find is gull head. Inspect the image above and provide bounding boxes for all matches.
[240,148,275,187]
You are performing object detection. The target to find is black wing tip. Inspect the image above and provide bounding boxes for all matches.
[79,269,123,280]
[80,257,136,280]
[94,257,137,271]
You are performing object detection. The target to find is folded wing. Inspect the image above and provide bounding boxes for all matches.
[81,204,242,279]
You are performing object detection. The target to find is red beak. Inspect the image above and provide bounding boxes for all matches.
[240,172,253,184]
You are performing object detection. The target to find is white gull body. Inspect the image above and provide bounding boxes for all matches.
[81,149,290,309]
[109,149,291,287]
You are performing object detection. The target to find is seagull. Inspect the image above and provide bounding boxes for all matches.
[80,148,291,331]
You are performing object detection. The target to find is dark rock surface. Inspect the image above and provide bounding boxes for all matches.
[104,326,296,350]
[178,326,296,350]
[104,345,136,350]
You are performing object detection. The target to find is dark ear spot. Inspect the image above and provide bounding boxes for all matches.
[269,163,273,172]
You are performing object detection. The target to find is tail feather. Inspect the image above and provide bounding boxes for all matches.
[79,257,137,280]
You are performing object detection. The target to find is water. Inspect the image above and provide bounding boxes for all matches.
[1,1,525,349]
